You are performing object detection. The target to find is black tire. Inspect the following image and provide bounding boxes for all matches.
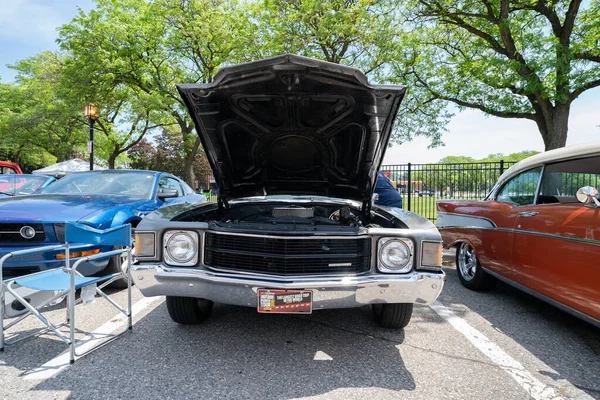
[104,246,131,289]
[456,242,496,290]
[104,228,137,289]
[372,303,413,329]
[166,296,213,325]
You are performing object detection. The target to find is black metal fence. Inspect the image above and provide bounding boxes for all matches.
[381,160,516,223]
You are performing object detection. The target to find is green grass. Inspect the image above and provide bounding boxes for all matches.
[403,196,440,221]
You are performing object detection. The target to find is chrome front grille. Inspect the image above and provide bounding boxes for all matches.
[203,231,371,276]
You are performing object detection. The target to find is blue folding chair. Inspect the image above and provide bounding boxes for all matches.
[0,223,132,363]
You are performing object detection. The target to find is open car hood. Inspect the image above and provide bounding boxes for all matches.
[177,54,406,207]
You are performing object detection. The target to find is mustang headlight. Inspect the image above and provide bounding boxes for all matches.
[378,238,413,273]
[164,230,198,266]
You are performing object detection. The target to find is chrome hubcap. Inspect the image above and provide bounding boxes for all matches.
[458,243,477,281]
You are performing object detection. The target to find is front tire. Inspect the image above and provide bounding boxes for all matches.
[104,245,132,289]
[372,303,413,329]
[166,296,213,325]
[456,242,496,290]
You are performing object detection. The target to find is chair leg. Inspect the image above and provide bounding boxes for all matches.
[127,250,132,331]
[1,284,5,352]
[69,289,75,364]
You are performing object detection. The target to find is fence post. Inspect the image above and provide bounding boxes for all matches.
[500,160,505,175]
[407,162,411,211]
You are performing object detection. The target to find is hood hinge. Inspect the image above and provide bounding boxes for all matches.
[217,195,229,212]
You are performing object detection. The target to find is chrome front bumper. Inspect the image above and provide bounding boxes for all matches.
[132,264,446,309]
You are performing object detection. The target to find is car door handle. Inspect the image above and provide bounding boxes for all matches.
[518,211,539,217]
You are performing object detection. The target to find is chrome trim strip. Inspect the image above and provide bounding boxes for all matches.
[449,226,600,246]
[200,230,206,266]
[436,212,497,228]
[441,225,600,247]
[512,228,600,246]
[533,164,545,205]
[483,268,600,328]
[0,231,44,234]
[203,230,369,240]
[200,265,369,279]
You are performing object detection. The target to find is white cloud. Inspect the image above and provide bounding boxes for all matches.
[383,89,600,165]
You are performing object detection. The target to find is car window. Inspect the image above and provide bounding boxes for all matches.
[41,172,155,198]
[1,167,16,174]
[158,176,183,196]
[538,156,600,204]
[182,181,195,195]
[496,167,542,206]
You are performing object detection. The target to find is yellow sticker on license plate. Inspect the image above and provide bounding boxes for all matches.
[257,289,313,314]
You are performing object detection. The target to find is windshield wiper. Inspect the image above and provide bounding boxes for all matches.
[0,191,14,196]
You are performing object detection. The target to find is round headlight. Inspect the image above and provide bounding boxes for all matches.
[166,232,197,263]
[379,239,411,271]
[20,226,36,239]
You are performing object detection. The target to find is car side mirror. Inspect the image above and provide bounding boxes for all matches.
[158,189,179,200]
[576,186,600,207]
[372,193,379,204]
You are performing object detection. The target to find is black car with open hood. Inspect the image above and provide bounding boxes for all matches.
[133,55,444,332]
[177,54,406,208]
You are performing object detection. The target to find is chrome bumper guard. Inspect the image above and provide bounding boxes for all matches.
[132,264,446,309]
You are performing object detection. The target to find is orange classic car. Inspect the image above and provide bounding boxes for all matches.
[436,142,600,328]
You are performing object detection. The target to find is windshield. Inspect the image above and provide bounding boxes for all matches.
[0,175,52,196]
[40,172,156,198]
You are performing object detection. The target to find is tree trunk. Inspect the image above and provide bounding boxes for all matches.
[108,153,117,169]
[535,103,570,151]
[183,136,201,186]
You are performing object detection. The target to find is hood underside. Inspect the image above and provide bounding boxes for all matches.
[177,54,406,204]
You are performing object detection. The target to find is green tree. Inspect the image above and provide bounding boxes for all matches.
[393,0,600,150]
[253,0,450,145]
[58,0,248,184]
[0,52,87,163]
[127,128,212,185]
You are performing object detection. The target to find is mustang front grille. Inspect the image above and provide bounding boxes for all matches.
[0,223,46,243]
[203,232,371,275]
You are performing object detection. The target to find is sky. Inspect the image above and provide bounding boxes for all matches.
[1,0,599,165]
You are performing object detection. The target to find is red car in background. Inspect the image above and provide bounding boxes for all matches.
[0,162,22,175]
[436,142,600,328]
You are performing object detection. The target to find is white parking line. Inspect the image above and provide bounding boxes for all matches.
[23,296,162,381]
[429,301,571,400]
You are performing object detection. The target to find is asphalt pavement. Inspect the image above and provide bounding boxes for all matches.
[1,251,599,400]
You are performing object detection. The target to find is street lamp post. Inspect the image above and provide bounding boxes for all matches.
[83,104,99,171]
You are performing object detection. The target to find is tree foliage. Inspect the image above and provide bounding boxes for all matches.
[0,52,86,167]
[393,0,600,150]
[128,128,211,185]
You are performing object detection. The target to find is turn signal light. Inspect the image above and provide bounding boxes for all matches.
[421,241,443,267]
[56,249,101,260]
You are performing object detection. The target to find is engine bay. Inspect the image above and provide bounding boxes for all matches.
[172,202,408,232]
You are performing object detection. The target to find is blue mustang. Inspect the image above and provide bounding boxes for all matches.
[0,174,56,198]
[0,170,205,281]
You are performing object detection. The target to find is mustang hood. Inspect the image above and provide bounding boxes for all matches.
[0,194,142,224]
[177,54,406,205]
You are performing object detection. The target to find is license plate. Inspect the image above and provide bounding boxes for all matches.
[257,289,313,314]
